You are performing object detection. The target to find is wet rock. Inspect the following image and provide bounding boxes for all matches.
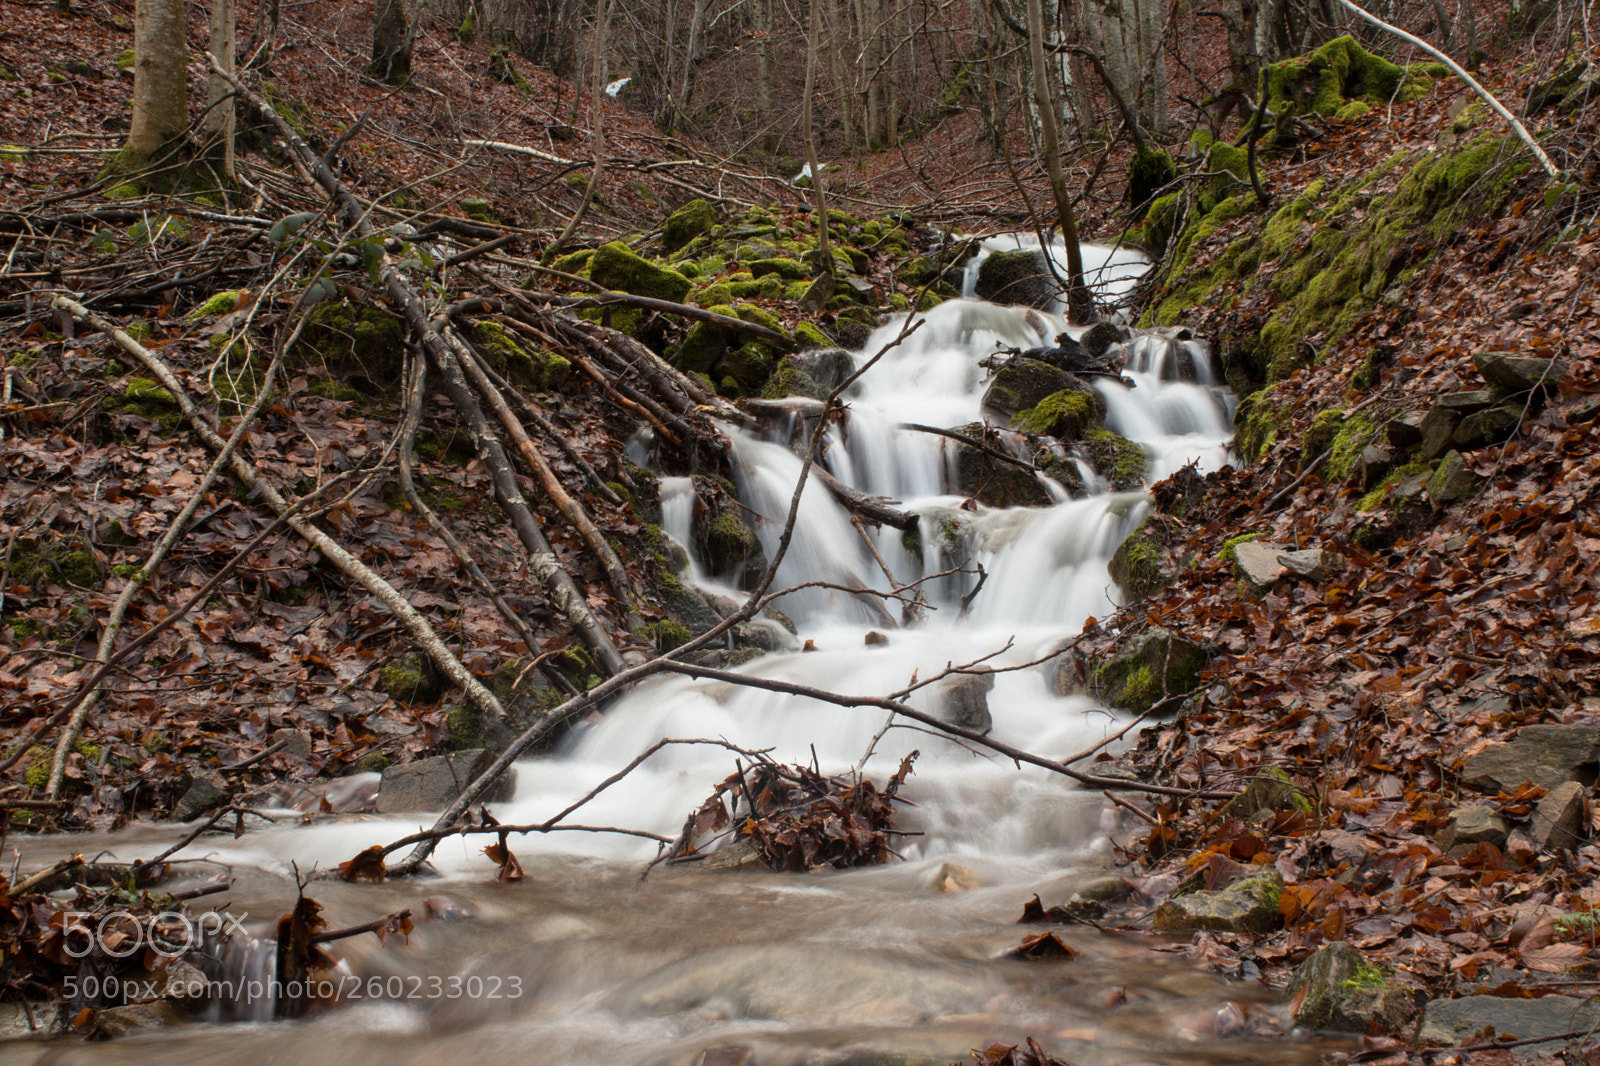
[936,671,994,734]
[952,422,1054,508]
[932,862,979,892]
[1475,351,1569,394]
[1435,806,1509,851]
[1075,874,1133,902]
[424,896,472,921]
[1426,451,1479,510]
[699,835,767,870]
[864,631,889,647]
[1289,942,1416,1032]
[702,495,766,581]
[1152,871,1282,935]
[173,772,229,821]
[1080,321,1130,359]
[1109,517,1173,602]
[1232,539,1290,594]
[89,1001,185,1038]
[973,249,1057,310]
[1459,724,1600,794]
[1530,781,1587,850]
[1084,627,1209,714]
[1453,404,1522,449]
[375,749,515,814]
[1414,993,1600,1056]
[980,358,1076,422]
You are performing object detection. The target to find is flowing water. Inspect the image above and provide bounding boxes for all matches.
[1,242,1338,1066]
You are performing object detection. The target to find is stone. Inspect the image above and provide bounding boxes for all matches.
[1415,994,1600,1057]
[1389,470,1432,501]
[268,727,313,759]
[1288,942,1416,1032]
[1080,321,1129,358]
[1435,806,1509,851]
[797,272,835,313]
[1475,351,1569,394]
[1087,627,1209,714]
[973,249,1058,310]
[1233,539,1290,593]
[952,422,1054,508]
[936,671,994,734]
[699,835,767,870]
[375,749,516,813]
[589,241,693,303]
[1529,781,1587,850]
[173,772,229,821]
[1426,451,1479,510]
[1416,404,1461,461]
[864,631,889,647]
[1220,769,1310,821]
[1385,411,1427,450]
[1436,389,1500,413]
[1453,403,1522,449]
[379,651,446,703]
[980,359,1076,422]
[89,1001,184,1038]
[662,198,717,252]
[931,862,979,892]
[1357,445,1393,488]
[1152,871,1282,935]
[1459,725,1600,794]
[1277,547,1342,582]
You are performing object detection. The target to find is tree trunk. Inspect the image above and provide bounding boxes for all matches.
[802,0,835,278]
[823,0,856,151]
[1025,0,1091,322]
[371,0,411,83]
[207,0,235,178]
[676,0,707,121]
[126,0,189,162]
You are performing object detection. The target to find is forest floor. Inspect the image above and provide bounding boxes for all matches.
[2,0,1600,1059]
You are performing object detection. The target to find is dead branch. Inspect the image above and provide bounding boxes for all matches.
[900,421,1040,471]
[310,909,413,944]
[810,465,920,530]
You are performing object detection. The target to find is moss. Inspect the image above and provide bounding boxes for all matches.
[187,289,250,319]
[550,248,594,276]
[1219,531,1265,565]
[589,242,692,303]
[354,751,391,774]
[1129,146,1177,214]
[473,319,569,390]
[1324,413,1374,480]
[1334,100,1372,121]
[1342,961,1390,992]
[663,199,718,252]
[1264,35,1412,121]
[111,377,178,420]
[122,320,155,342]
[444,705,488,749]
[1110,522,1169,600]
[761,354,825,400]
[639,618,693,652]
[127,215,191,245]
[889,294,910,311]
[749,256,810,280]
[461,197,495,224]
[112,563,144,580]
[1084,429,1147,489]
[310,377,362,402]
[1014,389,1101,439]
[379,653,441,703]
[303,300,405,383]
[1302,407,1348,466]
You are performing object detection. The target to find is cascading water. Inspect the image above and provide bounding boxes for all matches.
[14,242,1321,1066]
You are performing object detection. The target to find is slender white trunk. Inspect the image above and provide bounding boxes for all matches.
[207,0,234,177]
[128,0,189,159]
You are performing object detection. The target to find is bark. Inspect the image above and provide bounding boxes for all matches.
[371,0,412,82]
[801,0,836,278]
[1024,0,1091,322]
[207,0,235,178]
[543,0,607,264]
[127,0,189,161]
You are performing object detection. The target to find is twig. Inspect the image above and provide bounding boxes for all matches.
[1102,790,1159,826]
[309,909,413,944]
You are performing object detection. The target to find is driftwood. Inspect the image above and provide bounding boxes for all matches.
[810,465,920,530]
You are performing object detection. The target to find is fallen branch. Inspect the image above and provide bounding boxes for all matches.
[900,421,1040,471]
[310,909,413,945]
[3,855,85,899]
[811,465,920,530]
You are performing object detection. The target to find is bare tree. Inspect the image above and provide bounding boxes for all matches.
[208,0,236,178]
[371,0,412,83]
[1025,0,1091,322]
[125,0,189,165]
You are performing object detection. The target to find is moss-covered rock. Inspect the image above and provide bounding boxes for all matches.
[1109,518,1172,601]
[981,359,1076,422]
[1083,429,1148,490]
[379,652,446,704]
[472,319,570,391]
[749,256,810,280]
[973,249,1057,309]
[1264,35,1428,123]
[1153,871,1283,934]
[1288,942,1415,1032]
[588,241,693,303]
[663,199,718,253]
[303,299,405,384]
[1129,146,1177,215]
[186,289,250,319]
[1090,626,1208,713]
[953,423,1054,508]
[1013,385,1104,440]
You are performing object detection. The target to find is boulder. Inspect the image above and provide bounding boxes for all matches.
[1356,445,1393,489]
[981,359,1077,423]
[1415,994,1600,1057]
[1453,404,1522,449]
[589,241,693,303]
[1233,539,1290,594]
[1530,781,1587,850]
[1385,411,1427,450]
[1086,627,1209,713]
[1415,405,1460,461]
[1436,389,1500,414]
[1474,351,1569,394]
[1080,321,1130,359]
[952,422,1054,508]
[375,749,516,813]
[662,199,717,253]
[1152,871,1282,935]
[1435,806,1509,852]
[1288,942,1415,1032]
[973,249,1058,310]
[1011,383,1105,440]
[936,671,994,734]
[1426,451,1479,510]
[1459,725,1600,794]
[1278,547,1342,582]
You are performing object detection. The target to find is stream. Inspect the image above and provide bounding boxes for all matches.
[1,240,1342,1066]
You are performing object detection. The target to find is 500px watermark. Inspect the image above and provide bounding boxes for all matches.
[58,910,250,959]
[64,974,527,1002]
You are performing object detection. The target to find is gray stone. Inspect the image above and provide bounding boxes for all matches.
[1278,547,1342,583]
[1459,725,1600,794]
[864,631,889,647]
[1453,404,1522,449]
[1357,445,1393,489]
[1475,351,1569,393]
[1080,321,1129,358]
[936,671,994,734]
[375,749,516,813]
[1083,627,1209,714]
[1385,411,1427,450]
[90,1001,184,1038]
[1416,405,1461,461]
[268,728,313,759]
[699,835,768,870]
[1152,871,1282,935]
[1436,806,1510,851]
[1427,451,1479,510]
[1530,781,1587,850]
[1220,770,1310,821]
[1233,539,1289,593]
[1436,390,1501,413]
[1415,994,1600,1057]
[980,359,1078,422]
[174,772,230,821]
[1289,942,1416,1032]
[973,249,1058,310]
[1389,470,1432,501]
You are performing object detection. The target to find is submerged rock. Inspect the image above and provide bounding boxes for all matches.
[1415,994,1600,1056]
[973,249,1058,309]
[1288,942,1414,1032]
[375,749,515,813]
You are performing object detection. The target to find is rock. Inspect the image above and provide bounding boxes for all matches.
[1474,351,1569,393]
[662,199,717,252]
[699,835,767,870]
[1426,451,1479,510]
[1415,994,1600,1056]
[952,422,1054,508]
[1075,875,1132,902]
[1277,547,1342,582]
[973,249,1058,310]
[1011,383,1105,440]
[864,631,889,647]
[1080,321,1129,359]
[379,651,446,703]
[1389,470,1432,501]
[375,749,515,813]
[1355,445,1393,489]
[797,272,835,313]
[268,728,313,759]
[1459,724,1600,794]
[1415,405,1460,461]
[1220,769,1310,821]
[1288,942,1415,1032]
[789,348,855,391]
[936,672,994,734]
[1385,411,1426,450]
[589,241,693,303]
[1088,627,1209,713]
[89,1001,185,1038]
[1109,518,1172,601]
[701,489,766,581]
[1152,871,1282,935]
[1453,404,1522,449]
[1530,781,1587,850]
[174,772,229,821]
[1233,539,1290,594]
[980,359,1077,422]
[1435,806,1510,851]
[1436,389,1500,414]
[932,862,979,892]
